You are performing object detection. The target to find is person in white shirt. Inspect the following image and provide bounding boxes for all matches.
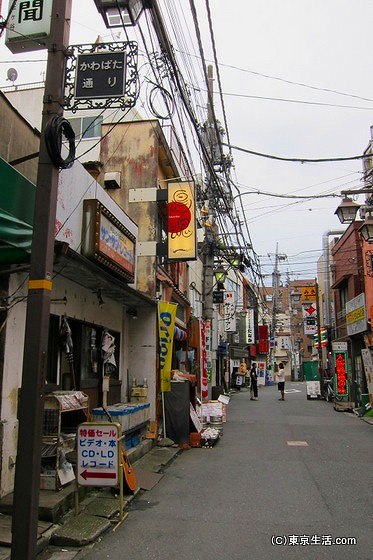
[276,362,286,400]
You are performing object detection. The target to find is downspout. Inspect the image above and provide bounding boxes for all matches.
[323,230,345,327]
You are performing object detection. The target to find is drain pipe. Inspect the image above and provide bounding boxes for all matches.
[323,230,345,327]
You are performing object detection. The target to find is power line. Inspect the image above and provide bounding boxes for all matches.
[224,142,370,163]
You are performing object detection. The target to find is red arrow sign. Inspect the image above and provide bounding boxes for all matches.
[304,305,316,316]
[80,470,116,481]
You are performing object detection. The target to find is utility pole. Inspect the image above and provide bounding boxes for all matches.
[11,2,72,559]
[202,65,217,392]
[203,65,215,325]
[315,278,325,394]
[270,244,286,371]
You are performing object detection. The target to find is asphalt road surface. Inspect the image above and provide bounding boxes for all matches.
[80,382,372,560]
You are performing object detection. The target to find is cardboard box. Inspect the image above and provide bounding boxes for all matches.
[131,387,148,397]
[131,396,148,403]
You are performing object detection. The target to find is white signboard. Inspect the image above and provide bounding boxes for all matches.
[302,303,317,318]
[224,291,236,332]
[332,341,348,352]
[306,380,321,398]
[77,422,120,487]
[5,0,53,53]
[346,293,367,336]
[361,349,373,406]
[247,308,255,344]
[304,318,317,335]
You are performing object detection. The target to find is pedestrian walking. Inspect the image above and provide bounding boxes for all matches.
[277,361,286,400]
[250,362,258,400]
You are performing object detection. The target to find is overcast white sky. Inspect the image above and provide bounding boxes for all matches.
[1,0,373,282]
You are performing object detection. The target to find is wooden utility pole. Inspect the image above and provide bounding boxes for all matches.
[11,2,72,558]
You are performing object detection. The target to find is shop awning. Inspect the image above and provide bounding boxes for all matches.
[0,157,35,264]
[56,248,156,310]
[230,345,249,359]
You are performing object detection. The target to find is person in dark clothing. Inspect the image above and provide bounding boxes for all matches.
[250,362,258,400]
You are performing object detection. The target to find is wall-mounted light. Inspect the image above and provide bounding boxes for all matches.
[126,307,138,319]
[94,0,151,28]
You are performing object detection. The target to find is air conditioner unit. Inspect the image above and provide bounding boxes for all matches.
[104,171,121,189]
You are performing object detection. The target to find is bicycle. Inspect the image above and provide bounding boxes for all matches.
[324,379,343,402]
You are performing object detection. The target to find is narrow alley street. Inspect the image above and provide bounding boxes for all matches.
[78,383,372,560]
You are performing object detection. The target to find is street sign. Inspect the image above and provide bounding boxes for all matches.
[75,51,127,100]
[213,291,224,304]
[77,422,120,487]
[64,41,139,112]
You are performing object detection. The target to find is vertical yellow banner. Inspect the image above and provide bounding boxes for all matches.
[158,302,177,392]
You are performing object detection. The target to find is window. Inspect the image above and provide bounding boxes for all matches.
[340,285,348,316]
[46,314,60,388]
[70,115,103,140]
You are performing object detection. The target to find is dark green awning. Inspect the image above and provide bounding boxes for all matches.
[0,157,35,263]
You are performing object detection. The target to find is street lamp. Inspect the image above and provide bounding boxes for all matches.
[214,264,227,290]
[334,196,360,224]
[358,206,373,243]
[290,290,302,305]
[94,0,150,27]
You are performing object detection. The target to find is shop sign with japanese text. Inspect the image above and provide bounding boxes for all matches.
[333,351,349,397]
[224,291,236,332]
[5,0,53,53]
[247,308,255,344]
[77,422,120,487]
[200,320,208,399]
[167,181,196,261]
[346,293,367,336]
[75,51,126,99]
[82,200,135,283]
[304,317,317,335]
[301,286,316,301]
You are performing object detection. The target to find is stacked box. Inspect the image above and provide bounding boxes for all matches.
[92,402,150,432]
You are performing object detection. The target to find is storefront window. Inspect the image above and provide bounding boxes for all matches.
[47,315,120,391]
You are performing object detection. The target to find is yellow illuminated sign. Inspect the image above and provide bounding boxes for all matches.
[168,181,196,260]
[301,287,316,301]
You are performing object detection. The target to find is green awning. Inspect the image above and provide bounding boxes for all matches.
[0,156,35,263]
